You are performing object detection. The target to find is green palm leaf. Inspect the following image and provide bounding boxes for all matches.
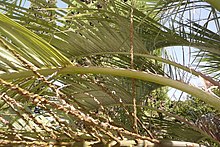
[0,13,71,69]
[0,0,220,146]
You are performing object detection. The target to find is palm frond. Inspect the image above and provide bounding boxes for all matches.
[0,0,220,146]
[0,13,71,69]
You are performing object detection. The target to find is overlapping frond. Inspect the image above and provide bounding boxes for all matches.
[0,0,220,146]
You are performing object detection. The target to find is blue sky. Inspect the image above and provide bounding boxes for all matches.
[163,2,218,100]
